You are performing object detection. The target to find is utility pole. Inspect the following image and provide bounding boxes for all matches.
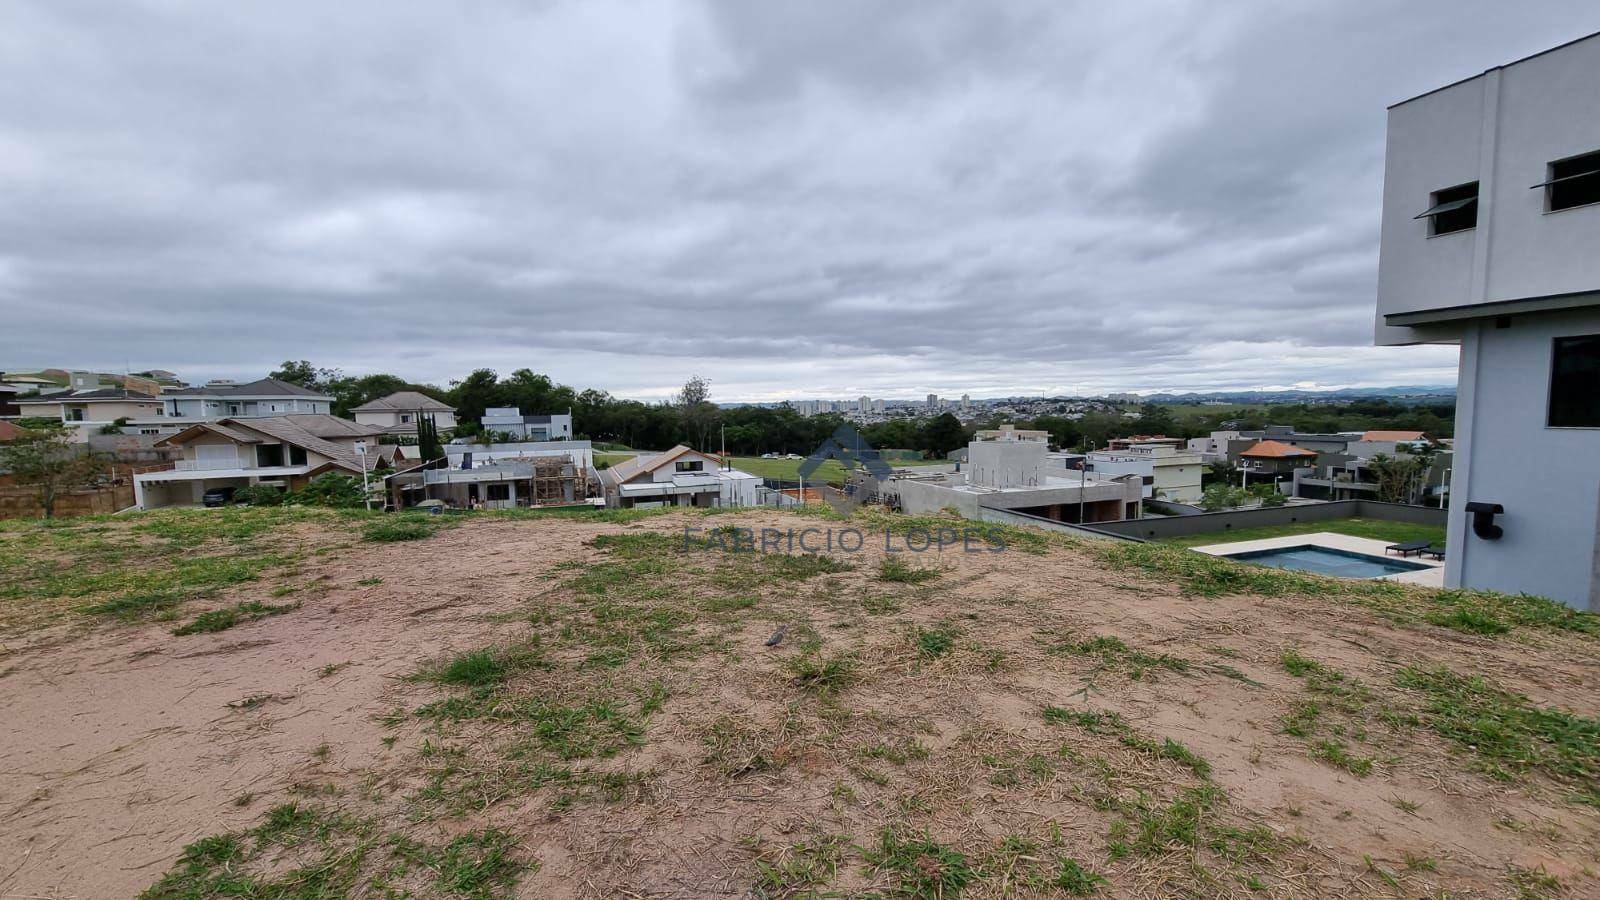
[355,440,371,511]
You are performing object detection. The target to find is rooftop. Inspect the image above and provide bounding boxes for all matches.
[1239,439,1319,459]
[350,391,454,413]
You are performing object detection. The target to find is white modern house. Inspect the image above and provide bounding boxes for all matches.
[1087,442,1204,503]
[1376,32,1600,610]
[480,408,572,441]
[351,391,457,438]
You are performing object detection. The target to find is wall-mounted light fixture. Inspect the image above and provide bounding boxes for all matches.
[1465,501,1504,540]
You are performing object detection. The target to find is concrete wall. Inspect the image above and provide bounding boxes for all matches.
[967,439,1045,488]
[0,483,135,519]
[1448,307,1600,609]
[977,507,1134,541]
[1378,33,1600,344]
[1084,500,1446,542]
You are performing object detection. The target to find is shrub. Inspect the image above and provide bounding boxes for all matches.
[232,484,288,507]
[295,473,369,508]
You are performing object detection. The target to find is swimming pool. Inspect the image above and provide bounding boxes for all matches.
[1222,545,1432,579]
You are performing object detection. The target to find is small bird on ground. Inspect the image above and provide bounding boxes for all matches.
[765,625,787,647]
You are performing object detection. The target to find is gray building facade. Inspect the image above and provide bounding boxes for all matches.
[1376,33,1600,609]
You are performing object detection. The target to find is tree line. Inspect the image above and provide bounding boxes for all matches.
[267,361,1454,458]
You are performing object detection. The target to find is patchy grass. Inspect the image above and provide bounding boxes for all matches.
[172,600,300,636]
[139,802,527,899]
[788,652,859,696]
[1050,634,1189,679]
[363,516,440,542]
[1397,666,1600,791]
[878,556,941,584]
[862,827,977,898]
[421,644,550,687]
[1045,707,1212,779]
[1100,541,1600,637]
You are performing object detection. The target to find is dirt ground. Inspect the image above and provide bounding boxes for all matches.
[1,509,1597,898]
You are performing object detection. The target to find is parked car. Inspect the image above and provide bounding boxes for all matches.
[201,487,236,508]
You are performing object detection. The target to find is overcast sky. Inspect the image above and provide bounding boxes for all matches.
[2,2,1597,402]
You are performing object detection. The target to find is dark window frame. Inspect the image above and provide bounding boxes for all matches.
[1536,149,1600,213]
[675,460,704,472]
[1547,333,1600,429]
[1419,181,1479,236]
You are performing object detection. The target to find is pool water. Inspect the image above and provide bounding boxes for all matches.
[1223,545,1431,579]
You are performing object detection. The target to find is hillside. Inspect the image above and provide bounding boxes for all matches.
[0,507,1596,898]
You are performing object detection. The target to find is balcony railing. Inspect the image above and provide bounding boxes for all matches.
[173,458,247,471]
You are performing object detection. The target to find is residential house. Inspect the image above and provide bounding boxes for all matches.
[1375,32,1600,609]
[388,440,594,510]
[134,415,400,508]
[159,378,333,424]
[1236,440,1317,487]
[1086,442,1204,503]
[479,408,572,441]
[892,428,1144,524]
[0,382,18,418]
[14,387,167,438]
[1186,430,1264,464]
[351,391,457,438]
[596,446,759,509]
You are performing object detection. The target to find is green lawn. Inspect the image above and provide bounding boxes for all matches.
[1156,517,1446,549]
[723,455,948,482]
[592,451,947,483]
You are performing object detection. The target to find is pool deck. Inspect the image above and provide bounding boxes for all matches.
[1189,532,1446,586]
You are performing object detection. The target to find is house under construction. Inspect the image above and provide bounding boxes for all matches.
[386,441,594,510]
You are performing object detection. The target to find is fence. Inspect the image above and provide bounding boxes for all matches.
[1079,499,1447,542]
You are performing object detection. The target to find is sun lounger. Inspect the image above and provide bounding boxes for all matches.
[1385,540,1431,557]
[1422,545,1446,560]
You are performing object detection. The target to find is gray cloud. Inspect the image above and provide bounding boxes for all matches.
[2,0,1595,400]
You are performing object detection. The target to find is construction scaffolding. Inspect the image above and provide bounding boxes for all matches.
[389,452,592,510]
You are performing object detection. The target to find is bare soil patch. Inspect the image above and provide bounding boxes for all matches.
[1,508,1597,898]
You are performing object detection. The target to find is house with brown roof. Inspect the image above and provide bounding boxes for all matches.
[1237,439,1318,484]
[133,415,405,508]
[1359,430,1430,443]
[596,446,759,509]
[351,391,456,437]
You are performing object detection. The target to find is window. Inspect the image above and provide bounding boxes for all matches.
[140,428,159,435]
[1537,149,1600,212]
[1416,182,1478,235]
[256,444,286,467]
[486,484,511,501]
[288,445,308,466]
[675,460,704,472]
[1549,333,1600,427]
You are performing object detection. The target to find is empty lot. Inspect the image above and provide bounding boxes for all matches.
[1,506,1596,898]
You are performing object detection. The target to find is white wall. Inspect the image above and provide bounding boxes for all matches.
[1447,307,1600,609]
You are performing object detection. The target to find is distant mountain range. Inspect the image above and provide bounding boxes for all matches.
[1136,386,1456,405]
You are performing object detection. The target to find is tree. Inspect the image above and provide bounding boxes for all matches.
[675,375,716,451]
[0,429,102,518]
[1137,403,1178,437]
[920,413,969,457]
[449,369,502,425]
[269,360,340,390]
[417,414,444,467]
[1367,447,1436,505]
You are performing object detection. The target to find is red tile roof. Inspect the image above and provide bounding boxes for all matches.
[1239,439,1317,459]
[1361,430,1428,442]
[0,420,25,442]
